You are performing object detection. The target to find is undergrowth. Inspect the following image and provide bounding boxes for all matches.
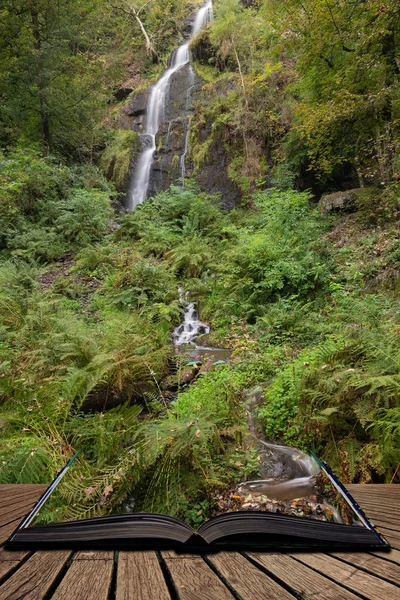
[1,174,399,525]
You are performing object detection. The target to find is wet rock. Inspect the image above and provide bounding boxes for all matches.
[178,365,199,385]
[195,333,228,348]
[195,137,242,209]
[190,31,215,63]
[118,90,149,133]
[320,188,364,216]
[114,86,134,102]
[149,118,187,195]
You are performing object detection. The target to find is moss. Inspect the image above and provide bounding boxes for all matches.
[192,61,222,84]
[100,130,138,189]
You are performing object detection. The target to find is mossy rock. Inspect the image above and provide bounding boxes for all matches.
[100,130,138,190]
[197,332,228,348]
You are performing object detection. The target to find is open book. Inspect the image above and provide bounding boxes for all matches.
[7,452,389,551]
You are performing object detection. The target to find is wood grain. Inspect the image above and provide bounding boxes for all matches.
[0,550,71,600]
[0,497,44,528]
[0,485,47,509]
[0,548,31,580]
[294,552,400,599]
[51,551,114,600]
[207,551,295,599]
[371,548,400,564]
[0,517,27,546]
[162,552,234,600]
[330,551,400,585]
[358,510,399,528]
[249,552,361,600]
[116,551,171,600]
[377,529,400,550]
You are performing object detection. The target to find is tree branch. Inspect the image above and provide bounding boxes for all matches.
[107,0,158,62]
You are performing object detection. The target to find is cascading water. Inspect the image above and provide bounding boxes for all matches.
[238,441,321,500]
[128,1,213,210]
[173,299,210,346]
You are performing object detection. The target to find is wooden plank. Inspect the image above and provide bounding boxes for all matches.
[357,508,399,528]
[294,552,400,599]
[351,497,400,508]
[348,484,400,492]
[116,551,171,600]
[0,497,43,528]
[0,548,30,562]
[0,493,40,513]
[0,548,31,579]
[0,517,26,546]
[377,526,400,541]
[162,551,234,600]
[51,551,113,600]
[0,550,71,600]
[330,551,400,585]
[0,548,31,582]
[371,548,400,565]
[0,489,43,510]
[377,528,400,550]
[354,499,399,513]
[0,485,46,496]
[207,552,295,599]
[0,485,47,494]
[249,553,361,600]
[350,492,400,499]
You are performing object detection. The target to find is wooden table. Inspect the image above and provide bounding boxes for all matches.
[0,484,399,599]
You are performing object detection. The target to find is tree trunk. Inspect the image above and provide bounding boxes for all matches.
[377,31,399,183]
[31,8,51,152]
[129,5,158,63]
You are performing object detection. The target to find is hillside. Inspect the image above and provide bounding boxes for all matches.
[0,0,399,523]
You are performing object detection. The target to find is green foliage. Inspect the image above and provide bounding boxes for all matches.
[55,189,112,246]
[1,0,400,522]
[257,294,400,482]
[0,0,129,157]
[203,189,329,322]
[100,130,138,189]
[0,148,113,260]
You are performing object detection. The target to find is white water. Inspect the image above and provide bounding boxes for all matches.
[128,2,213,210]
[239,441,322,500]
[173,300,210,345]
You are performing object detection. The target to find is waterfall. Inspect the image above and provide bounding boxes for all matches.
[127,1,213,210]
[173,300,210,345]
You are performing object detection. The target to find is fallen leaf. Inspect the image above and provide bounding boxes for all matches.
[103,484,113,497]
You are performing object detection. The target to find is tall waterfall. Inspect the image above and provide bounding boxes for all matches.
[127,2,213,210]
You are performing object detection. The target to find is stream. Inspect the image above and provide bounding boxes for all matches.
[172,297,342,521]
[128,2,213,210]
[127,0,339,520]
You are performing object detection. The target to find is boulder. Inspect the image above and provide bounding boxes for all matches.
[114,86,134,102]
[320,188,364,216]
[118,90,149,133]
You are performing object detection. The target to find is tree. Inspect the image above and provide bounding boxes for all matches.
[0,0,125,157]
[107,0,159,62]
[261,0,400,184]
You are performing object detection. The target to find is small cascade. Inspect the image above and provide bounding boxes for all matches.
[173,301,210,345]
[238,441,321,501]
[128,1,213,210]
